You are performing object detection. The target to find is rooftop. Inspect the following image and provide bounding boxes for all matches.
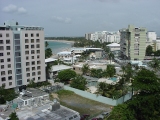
[51,65,73,72]
[106,43,120,47]
[19,88,48,100]
[45,58,57,63]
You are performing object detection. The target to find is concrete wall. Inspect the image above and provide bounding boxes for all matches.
[64,86,132,106]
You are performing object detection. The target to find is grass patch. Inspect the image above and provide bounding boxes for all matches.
[56,90,111,118]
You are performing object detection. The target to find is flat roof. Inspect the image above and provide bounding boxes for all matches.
[45,58,57,63]
[20,88,48,100]
[16,104,80,120]
[51,65,73,72]
[106,43,120,47]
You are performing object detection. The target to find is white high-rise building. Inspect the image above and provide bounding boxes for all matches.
[0,21,45,89]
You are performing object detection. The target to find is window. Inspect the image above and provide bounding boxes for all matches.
[25,45,29,49]
[16,57,21,62]
[8,76,12,80]
[16,69,21,74]
[6,40,10,44]
[25,39,29,43]
[1,71,5,75]
[31,50,35,54]
[17,80,22,85]
[25,51,29,55]
[0,53,4,56]
[26,62,30,66]
[37,66,41,70]
[36,33,39,37]
[0,34,2,37]
[7,52,10,55]
[6,33,9,37]
[8,70,12,74]
[38,71,41,75]
[0,59,4,63]
[38,77,40,80]
[6,46,10,50]
[27,79,30,82]
[27,73,30,77]
[14,34,20,39]
[32,78,35,81]
[1,65,4,69]
[26,56,29,60]
[31,33,34,37]
[0,46,3,50]
[31,39,34,43]
[26,68,30,71]
[0,40,3,44]
[36,44,40,48]
[37,55,40,59]
[36,39,40,43]
[32,67,35,70]
[37,61,40,64]
[9,82,12,86]
[37,50,40,54]
[32,56,34,59]
[16,63,21,68]
[15,52,21,56]
[31,45,34,48]
[7,58,11,62]
[8,64,11,68]
[15,46,20,50]
[32,61,35,65]
[25,34,28,37]
[1,77,6,81]
[32,72,35,76]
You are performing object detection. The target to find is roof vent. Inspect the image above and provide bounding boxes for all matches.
[50,99,60,111]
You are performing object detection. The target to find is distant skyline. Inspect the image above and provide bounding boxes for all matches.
[0,0,160,37]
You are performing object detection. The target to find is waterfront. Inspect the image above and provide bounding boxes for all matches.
[46,40,73,54]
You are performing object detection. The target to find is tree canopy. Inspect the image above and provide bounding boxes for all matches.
[107,68,160,120]
[70,75,87,90]
[9,112,19,120]
[0,85,17,104]
[57,69,76,82]
[45,41,52,59]
[145,45,153,56]
[105,65,116,77]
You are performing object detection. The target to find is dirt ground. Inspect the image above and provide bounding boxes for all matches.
[57,91,112,117]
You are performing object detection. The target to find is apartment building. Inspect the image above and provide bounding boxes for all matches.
[86,31,120,43]
[0,21,45,89]
[120,25,147,61]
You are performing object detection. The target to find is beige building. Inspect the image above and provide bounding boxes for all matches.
[0,21,45,89]
[120,25,147,61]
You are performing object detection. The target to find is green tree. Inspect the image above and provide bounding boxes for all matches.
[70,75,87,90]
[9,112,19,120]
[45,41,52,59]
[148,58,160,72]
[108,52,114,64]
[81,64,90,75]
[145,45,153,56]
[106,104,136,120]
[96,82,108,96]
[105,65,116,77]
[57,69,76,83]
[0,85,17,104]
[27,79,36,88]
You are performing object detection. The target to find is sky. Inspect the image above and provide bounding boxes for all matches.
[0,0,160,37]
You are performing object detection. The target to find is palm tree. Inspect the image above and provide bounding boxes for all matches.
[105,65,116,78]
[45,41,52,59]
[96,82,108,96]
[81,64,90,75]
[148,58,160,72]
[108,52,114,64]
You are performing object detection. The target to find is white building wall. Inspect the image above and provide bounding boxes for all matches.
[0,30,16,88]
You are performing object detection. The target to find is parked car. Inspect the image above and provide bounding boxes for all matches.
[102,111,110,117]
[80,114,90,120]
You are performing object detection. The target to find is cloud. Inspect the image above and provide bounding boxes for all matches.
[51,16,72,24]
[2,4,27,14]
[2,4,17,13]
[17,7,27,14]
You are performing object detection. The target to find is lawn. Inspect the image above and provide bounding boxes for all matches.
[56,90,112,118]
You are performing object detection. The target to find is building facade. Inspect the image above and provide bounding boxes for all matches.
[120,25,147,61]
[0,21,45,89]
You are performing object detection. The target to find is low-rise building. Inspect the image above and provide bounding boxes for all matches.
[106,43,120,51]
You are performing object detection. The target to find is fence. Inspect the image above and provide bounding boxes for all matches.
[64,86,132,106]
